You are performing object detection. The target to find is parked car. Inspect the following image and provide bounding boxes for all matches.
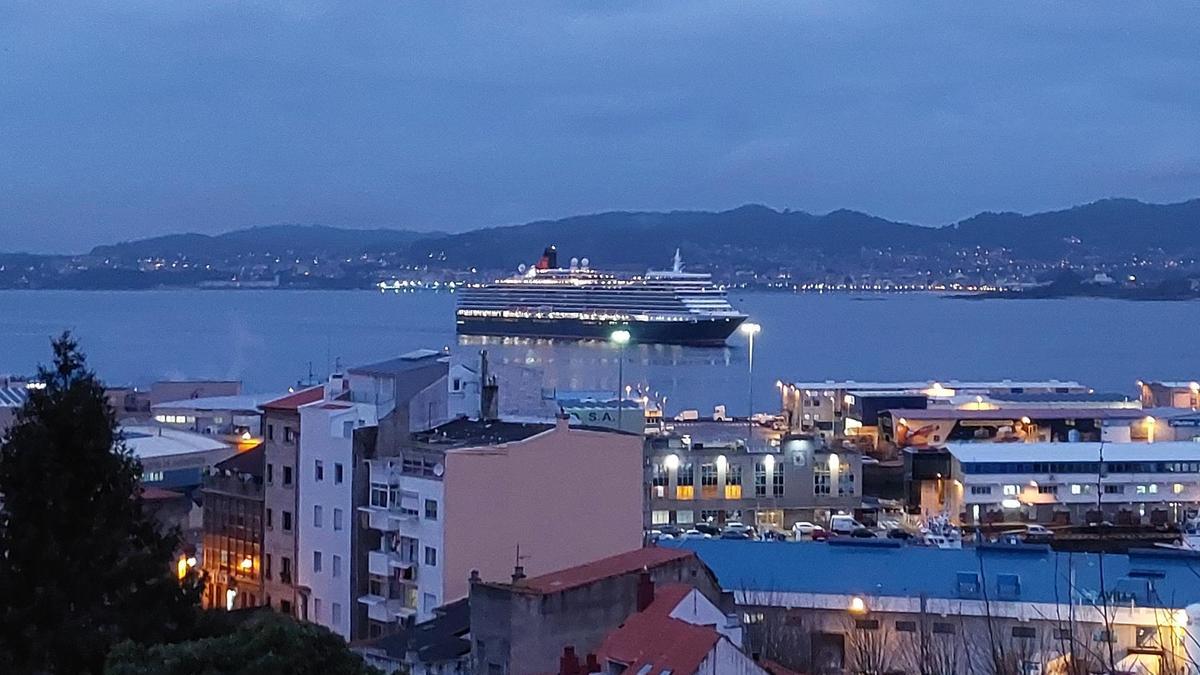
[694,523,721,537]
[792,521,820,538]
[830,515,866,536]
[809,525,830,541]
[723,521,755,537]
[658,525,683,538]
[719,530,752,540]
[886,528,913,540]
[850,527,877,538]
[681,529,711,540]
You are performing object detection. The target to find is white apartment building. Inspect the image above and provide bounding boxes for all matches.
[296,350,450,640]
[944,441,1200,526]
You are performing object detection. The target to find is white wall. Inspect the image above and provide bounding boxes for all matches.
[697,639,768,675]
[669,588,743,648]
[298,402,371,639]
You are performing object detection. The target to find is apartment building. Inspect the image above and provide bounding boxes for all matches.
[297,351,449,640]
[200,444,265,611]
[647,422,862,533]
[259,384,325,617]
[358,415,644,633]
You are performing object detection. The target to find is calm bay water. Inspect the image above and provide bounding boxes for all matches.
[1,290,1198,415]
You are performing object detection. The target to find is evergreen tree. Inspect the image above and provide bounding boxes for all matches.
[0,333,201,673]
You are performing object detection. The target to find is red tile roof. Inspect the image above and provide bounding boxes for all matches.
[641,583,694,617]
[596,611,720,674]
[521,547,695,594]
[139,486,183,501]
[260,386,324,411]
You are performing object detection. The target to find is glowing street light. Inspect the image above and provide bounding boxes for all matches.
[611,329,632,430]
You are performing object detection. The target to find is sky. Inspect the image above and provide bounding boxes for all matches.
[2,2,1199,253]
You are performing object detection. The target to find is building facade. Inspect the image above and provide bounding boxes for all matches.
[259,385,325,617]
[646,429,862,532]
[200,444,265,610]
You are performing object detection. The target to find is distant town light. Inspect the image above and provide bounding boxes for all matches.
[763,454,775,470]
[739,322,761,336]
[225,589,238,611]
[239,557,253,571]
[610,329,631,345]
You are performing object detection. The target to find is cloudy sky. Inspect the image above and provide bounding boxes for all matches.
[2,2,1198,252]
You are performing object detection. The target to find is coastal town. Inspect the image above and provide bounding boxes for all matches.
[6,341,1200,674]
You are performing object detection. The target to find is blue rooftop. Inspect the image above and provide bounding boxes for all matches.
[664,540,1200,609]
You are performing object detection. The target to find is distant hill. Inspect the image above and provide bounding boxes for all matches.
[55,197,1200,271]
[88,224,436,261]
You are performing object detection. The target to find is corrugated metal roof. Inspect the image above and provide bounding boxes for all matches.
[0,387,30,407]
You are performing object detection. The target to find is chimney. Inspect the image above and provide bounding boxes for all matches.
[636,568,655,612]
[479,350,499,421]
[511,565,526,584]
[585,653,600,673]
[469,569,481,584]
[558,646,580,675]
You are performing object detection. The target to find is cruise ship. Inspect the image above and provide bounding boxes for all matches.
[455,246,747,345]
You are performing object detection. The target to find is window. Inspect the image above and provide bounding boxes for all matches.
[334,463,343,484]
[452,377,461,392]
[813,461,830,496]
[425,499,438,521]
[1053,628,1072,640]
[1070,484,1094,495]
[282,511,293,532]
[333,508,343,531]
[1002,484,1019,496]
[370,483,389,508]
[314,460,324,482]
[933,622,956,635]
[773,467,784,497]
[700,509,722,522]
[283,466,293,486]
[743,612,764,625]
[676,463,694,500]
[996,573,1021,600]
[424,546,437,566]
[1104,484,1124,494]
[313,598,321,620]
[399,536,418,564]
[313,505,323,528]
[895,621,917,633]
[423,593,437,614]
[756,462,769,497]
[266,508,273,529]
[651,463,668,498]
[284,426,296,444]
[143,470,164,482]
[267,463,274,483]
[956,571,981,598]
[267,424,274,441]
[676,509,694,524]
[855,619,880,630]
[701,463,718,498]
[1092,629,1115,643]
[313,551,322,573]
[1037,485,1058,495]
[265,553,272,580]
[368,575,385,596]
[331,602,341,625]
[332,555,341,578]
[1012,626,1036,639]
[970,486,992,495]
[725,464,742,499]
[652,510,670,525]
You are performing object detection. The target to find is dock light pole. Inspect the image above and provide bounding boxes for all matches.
[740,322,761,447]
[611,329,631,430]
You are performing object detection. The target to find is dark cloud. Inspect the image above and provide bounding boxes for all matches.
[2,2,1198,252]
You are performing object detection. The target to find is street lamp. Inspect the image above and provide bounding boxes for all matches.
[740,322,761,446]
[611,329,631,430]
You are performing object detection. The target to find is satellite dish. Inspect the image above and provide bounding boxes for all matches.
[517,263,527,273]
[433,463,445,477]
[580,257,590,269]
[570,257,579,269]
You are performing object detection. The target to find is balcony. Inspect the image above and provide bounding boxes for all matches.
[367,550,418,580]
[358,595,417,623]
[358,505,418,532]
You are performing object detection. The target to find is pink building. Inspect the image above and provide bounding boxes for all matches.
[359,416,644,630]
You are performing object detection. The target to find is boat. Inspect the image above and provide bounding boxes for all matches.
[455,246,748,346]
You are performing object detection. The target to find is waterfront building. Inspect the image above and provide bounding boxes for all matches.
[646,421,862,533]
[297,351,449,640]
[469,547,723,675]
[879,407,1156,448]
[200,444,265,611]
[931,441,1200,526]
[668,539,1200,675]
[0,384,30,436]
[1139,380,1200,409]
[358,415,644,633]
[259,384,326,617]
[148,379,242,405]
[152,393,270,438]
[781,379,1088,443]
[121,424,238,493]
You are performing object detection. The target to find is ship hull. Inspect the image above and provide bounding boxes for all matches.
[456,314,746,346]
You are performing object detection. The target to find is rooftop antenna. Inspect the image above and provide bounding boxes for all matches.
[306,361,314,386]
